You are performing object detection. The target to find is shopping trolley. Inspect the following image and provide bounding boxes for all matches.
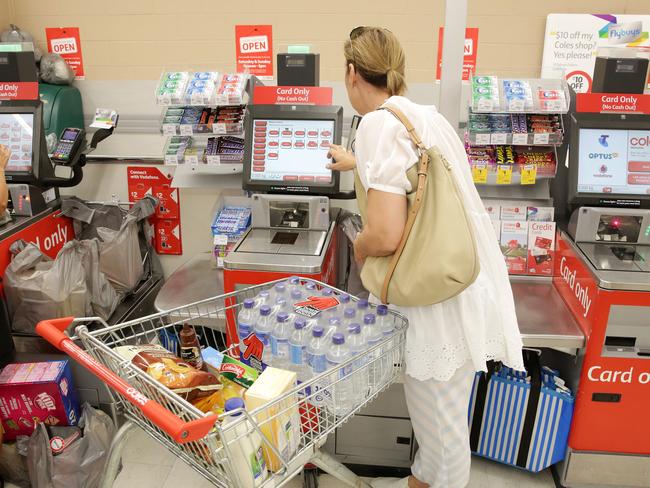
[36,279,408,488]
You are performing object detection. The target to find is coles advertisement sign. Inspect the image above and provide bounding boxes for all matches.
[576,128,650,195]
[45,27,84,79]
[436,27,479,81]
[541,14,650,93]
[235,25,273,80]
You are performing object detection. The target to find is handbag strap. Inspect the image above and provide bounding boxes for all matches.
[378,104,429,304]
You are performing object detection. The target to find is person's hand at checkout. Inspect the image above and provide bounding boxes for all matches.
[327,144,356,172]
[0,144,10,214]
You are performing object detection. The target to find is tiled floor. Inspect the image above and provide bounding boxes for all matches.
[109,428,557,488]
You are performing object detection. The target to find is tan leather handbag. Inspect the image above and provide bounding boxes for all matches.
[354,104,480,306]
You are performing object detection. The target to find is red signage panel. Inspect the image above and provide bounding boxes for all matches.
[576,93,650,114]
[253,86,332,105]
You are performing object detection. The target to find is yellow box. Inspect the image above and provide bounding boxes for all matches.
[244,367,301,472]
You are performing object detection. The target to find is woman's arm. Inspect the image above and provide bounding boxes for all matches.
[0,145,10,214]
[354,188,407,263]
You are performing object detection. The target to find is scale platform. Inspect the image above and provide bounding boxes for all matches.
[579,243,650,273]
[225,222,336,274]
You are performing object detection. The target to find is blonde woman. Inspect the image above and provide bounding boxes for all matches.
[328,27,524,488]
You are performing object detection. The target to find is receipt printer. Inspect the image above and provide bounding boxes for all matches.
[277,53,320,87]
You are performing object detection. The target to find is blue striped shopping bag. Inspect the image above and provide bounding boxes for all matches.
[468,351,574,472]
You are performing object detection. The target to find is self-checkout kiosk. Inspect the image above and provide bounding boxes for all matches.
[553,100,650,487]
[223,104,343,346]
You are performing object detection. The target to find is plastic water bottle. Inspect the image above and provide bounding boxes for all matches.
[272,297,290,317]
[288,276,303,295]
[346,323,367,405]
[255,290,272,309]
[270,312,291,370]
[308,326,328,406]
[326,333,353,415]
[304,282,317,296]
[324,317,342,339]
[364,313,382,390]
[376,304,394,386]
[338,293,351,306]
[288,318,311,388]
[254,305,274,366]
[342,307,357,332]
[376,305,394,337]
[237,299,256,353]
[356,299,369,315]
[270,282,288,304]
[290,288,303,307]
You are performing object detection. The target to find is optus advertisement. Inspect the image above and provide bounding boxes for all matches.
[577,128,650,195]
[541,14,650,93]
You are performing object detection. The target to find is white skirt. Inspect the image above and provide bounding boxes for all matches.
[387,270,524,381]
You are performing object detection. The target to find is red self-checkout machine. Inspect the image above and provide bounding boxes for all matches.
[223,87,345,348]
[553,89,650,487]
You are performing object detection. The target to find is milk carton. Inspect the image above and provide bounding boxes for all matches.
[500,221,529,274]
[527,221,556,276]
[0,361,80,440]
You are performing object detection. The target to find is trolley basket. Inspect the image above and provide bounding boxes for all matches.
[36,279,408,488]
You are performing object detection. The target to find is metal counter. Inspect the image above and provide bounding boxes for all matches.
[155,254,585,350]
[0,205,59,241]
[510,276,585,350]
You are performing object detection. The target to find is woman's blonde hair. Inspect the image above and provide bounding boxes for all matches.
[344,27,407,96]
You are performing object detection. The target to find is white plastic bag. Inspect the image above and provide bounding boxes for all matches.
[26,403,115,488]
[69,239,120,320]
[4,241,90,333]
[96,214,144,293]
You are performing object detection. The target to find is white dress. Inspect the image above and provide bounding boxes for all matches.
[355,96,525,382]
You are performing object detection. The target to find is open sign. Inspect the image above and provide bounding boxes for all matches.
[50,37,78,54]
[240,35,269,54]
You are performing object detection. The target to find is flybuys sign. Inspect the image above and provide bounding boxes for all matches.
[542,14,650,93]
[604,21,645,45]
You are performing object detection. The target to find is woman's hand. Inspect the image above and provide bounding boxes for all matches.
[0,144,10,172]
[327,144,356,172]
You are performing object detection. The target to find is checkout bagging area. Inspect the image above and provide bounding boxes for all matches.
[0,18,649,488]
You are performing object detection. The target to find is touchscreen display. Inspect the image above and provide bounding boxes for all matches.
[250,118,334,185]
[0,113,34,173]
[577,128,650,196]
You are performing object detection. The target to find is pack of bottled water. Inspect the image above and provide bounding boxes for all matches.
[236,277,398,416]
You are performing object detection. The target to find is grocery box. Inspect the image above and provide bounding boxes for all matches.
[501,221,528,274]
[0,361,80,440]
[527,222,556,276]
[501,205,527,221]
[527,206,554,222]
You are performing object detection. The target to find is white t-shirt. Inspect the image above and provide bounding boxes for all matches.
[355,96,524,382]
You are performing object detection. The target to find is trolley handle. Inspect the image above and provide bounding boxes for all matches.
[36,317,218,444]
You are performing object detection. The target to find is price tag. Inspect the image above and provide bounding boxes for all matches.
[158,93,171,105]
[206,155,221,165]
[162,124,177,136]
[185,154,199,165]
[179,124,193,136]
[213,234,229,246]
[490,133,507,145]
[190,93,205,106]
[512,133,528,145]
[213,123,227,135]
[474,133,491,145]
[164,154,178,165]
[496,165,513,185]
[520,164,537,185]
[472,163,488,184]
[533,132,550,145]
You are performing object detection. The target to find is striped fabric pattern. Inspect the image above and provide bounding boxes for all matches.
[404,362,476,488]
[467,371,574,472]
